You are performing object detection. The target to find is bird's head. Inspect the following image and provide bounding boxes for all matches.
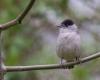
[58,19,78,33]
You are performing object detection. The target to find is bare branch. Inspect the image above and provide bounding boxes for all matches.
[0,19,18,30]
[0,0,36,30]
[0,32,4,80]
[17,0,36,23]
[5,52,100,72]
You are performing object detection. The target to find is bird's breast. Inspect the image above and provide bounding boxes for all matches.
[56,32,80,61]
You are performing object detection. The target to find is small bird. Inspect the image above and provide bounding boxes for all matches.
[56,19,81,69]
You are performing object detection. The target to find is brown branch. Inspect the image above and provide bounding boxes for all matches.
[0,0,36,30]
[0,32,4,80]
[5,52,100,72]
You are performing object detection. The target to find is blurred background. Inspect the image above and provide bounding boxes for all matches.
[0,0,100,80]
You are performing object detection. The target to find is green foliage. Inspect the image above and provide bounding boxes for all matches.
[72,67,90,80]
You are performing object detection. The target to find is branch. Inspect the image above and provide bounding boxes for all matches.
[5,52,100,72]
[0,32,4,80]
[0,0,36,30]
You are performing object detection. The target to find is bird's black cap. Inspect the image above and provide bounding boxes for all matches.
[60,19,74,27]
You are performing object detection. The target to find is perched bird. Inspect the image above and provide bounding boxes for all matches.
[56,19,81,69]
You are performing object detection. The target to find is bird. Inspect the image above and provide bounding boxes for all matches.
[56,19,81,69]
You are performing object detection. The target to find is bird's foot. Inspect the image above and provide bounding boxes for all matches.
[60,59,74,69]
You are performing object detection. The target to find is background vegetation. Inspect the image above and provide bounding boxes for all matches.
[0,0,100,80]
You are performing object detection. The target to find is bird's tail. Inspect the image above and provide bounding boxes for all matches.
[67,60,74,69]
[68,65,74,69]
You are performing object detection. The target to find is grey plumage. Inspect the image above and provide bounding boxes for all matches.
[56,19,81,69]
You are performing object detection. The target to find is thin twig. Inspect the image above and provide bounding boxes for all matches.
[0,31,4,80]
[17,0,36,23]
[0,0,36,30]
[5,52,100,72]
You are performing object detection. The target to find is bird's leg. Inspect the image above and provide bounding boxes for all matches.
[75,56,81,65]
[60,58,73,69]
[60,58,63,65]
[75,56,79,61]
[75,56,80,62]
[60,58,66,69]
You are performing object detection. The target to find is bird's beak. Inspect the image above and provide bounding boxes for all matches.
[57,25,61,28]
